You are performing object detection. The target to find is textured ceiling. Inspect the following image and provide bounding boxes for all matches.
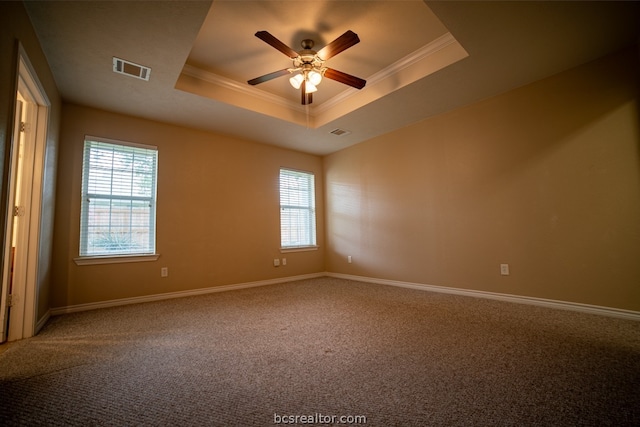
[24,1,640,155]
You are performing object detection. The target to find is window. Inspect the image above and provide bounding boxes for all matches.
[280,168,316,249]
[79,137,158,257]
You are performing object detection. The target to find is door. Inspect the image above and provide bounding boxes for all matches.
[0,51,49,343]
[0,96,24,343]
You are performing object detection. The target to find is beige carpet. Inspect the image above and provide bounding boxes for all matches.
[1,277,639,426]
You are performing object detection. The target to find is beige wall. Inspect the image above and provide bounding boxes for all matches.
[324,47,640,311]
[52,47,639,312]
[52,105,324,308]
[0,2,61,324]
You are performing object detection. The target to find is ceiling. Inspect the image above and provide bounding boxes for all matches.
[24,1,640,156]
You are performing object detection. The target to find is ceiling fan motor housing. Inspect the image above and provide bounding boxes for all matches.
[301,39,315,50]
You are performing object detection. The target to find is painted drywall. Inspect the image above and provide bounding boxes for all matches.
[52,105,324,308]
[0,2,61,325]
[324,47,640,311]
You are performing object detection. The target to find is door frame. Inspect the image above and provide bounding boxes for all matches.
[0,44,50,342]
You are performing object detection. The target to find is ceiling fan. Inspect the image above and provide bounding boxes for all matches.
[247,30,366,105]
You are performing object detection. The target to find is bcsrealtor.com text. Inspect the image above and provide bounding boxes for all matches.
[274,413,367,424]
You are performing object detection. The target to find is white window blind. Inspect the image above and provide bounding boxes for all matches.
[280,168,316,249]
[80,137,158,257]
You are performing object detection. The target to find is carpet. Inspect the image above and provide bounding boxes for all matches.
[1,277,638,426]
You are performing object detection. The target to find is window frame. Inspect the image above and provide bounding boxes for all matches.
[76,136,158,264]
[279,168,318,252]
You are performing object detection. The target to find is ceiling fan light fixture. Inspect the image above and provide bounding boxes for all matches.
[249,30,365,105]
[308,70,323,86]
[289,73,304,89]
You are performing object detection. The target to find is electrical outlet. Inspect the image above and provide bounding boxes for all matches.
[348,255,352,264]
[500,264,510,276]
[282,258,287,266]
[273,258,280,267]
[161,267,169,277]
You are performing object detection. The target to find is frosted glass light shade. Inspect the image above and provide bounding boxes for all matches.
[308,70,323,86]
[289,74,304,89]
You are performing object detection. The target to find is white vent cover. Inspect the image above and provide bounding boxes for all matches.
[113,57,151,81]
[329,128,351,136]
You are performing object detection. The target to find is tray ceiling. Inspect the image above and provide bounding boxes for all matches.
[24,1,640,155]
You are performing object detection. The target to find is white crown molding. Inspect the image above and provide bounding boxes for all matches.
[369,32,457,86]
[180,32,459,121]
[315,32,458,115]
[181,64,306,112]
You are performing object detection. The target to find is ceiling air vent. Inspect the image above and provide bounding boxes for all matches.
[329,128,351,136]
[113,57,151,81]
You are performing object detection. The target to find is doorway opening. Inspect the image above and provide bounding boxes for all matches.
[0,47,50,343]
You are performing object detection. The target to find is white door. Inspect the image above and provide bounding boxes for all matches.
[0,97,24,343]
[0,52,49,343]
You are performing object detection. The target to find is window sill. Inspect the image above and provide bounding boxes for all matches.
[74,254,160,266]
[280,246,319,253]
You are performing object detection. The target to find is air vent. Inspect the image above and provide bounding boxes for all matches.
[329,128,351,136]
[113,57,151,81]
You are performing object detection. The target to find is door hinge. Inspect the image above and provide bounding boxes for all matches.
[7,294,13,307]
[13,205,25,217]
[19,121,26,133]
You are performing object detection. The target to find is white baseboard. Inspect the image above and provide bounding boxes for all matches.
[50,272,325,316]
[35,310,51,334]
[49,271,640,321]
[326,272,640,321]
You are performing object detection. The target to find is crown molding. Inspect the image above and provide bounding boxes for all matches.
[371,32,457,86]
[315,32,458,115]
[180,32,460,124]
[180,64,306,112]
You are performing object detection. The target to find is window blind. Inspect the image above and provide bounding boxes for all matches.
[79,138,158,256]
[280,168,316,248]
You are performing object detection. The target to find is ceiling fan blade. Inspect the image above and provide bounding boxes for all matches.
[247,69,291,85]
[324,68,366,89]
[255,31,299,58]
[316,30,360,60]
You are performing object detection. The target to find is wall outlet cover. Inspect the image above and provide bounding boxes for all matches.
[500,264,510,275]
